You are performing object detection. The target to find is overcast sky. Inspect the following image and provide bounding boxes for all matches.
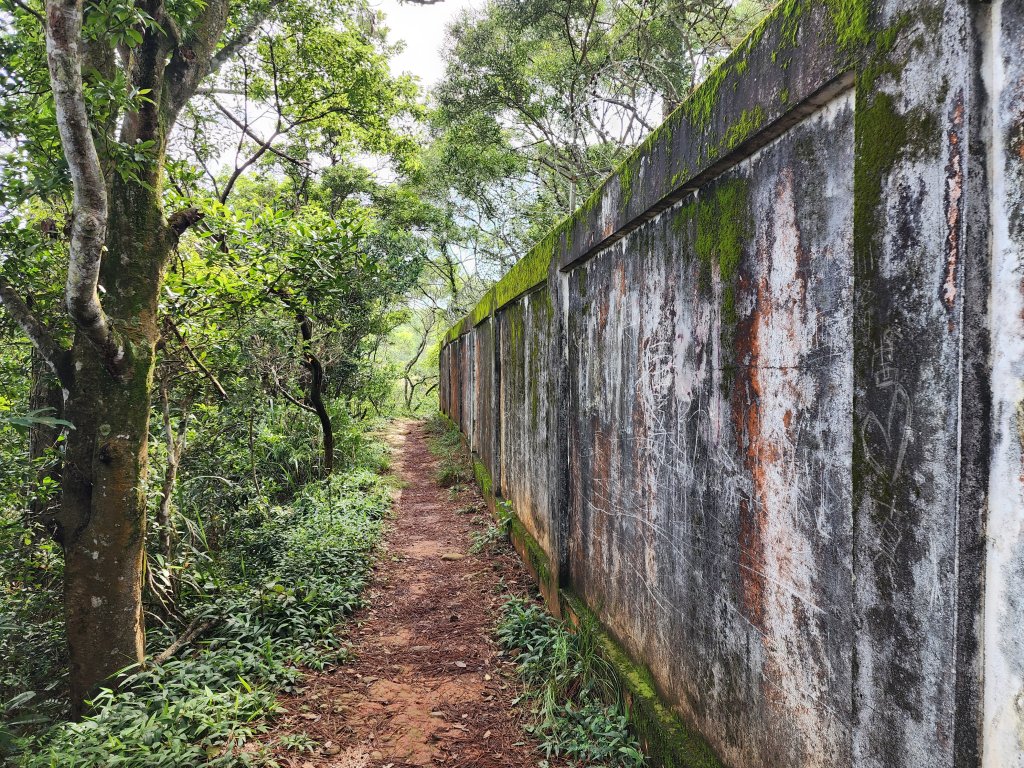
[373,0,480,89]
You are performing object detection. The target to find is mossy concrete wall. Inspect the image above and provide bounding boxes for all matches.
[440,1,1022,765]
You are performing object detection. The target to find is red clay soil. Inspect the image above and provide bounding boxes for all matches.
[259,420,560,768]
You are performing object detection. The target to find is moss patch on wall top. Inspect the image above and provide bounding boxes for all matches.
[439,0,889,350]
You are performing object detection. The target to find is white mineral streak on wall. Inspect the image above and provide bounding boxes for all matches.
[984,1,1024,765]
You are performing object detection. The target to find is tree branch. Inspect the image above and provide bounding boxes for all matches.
[2,0,44,23]
[164,0,230,121]
[0,277,71,385]
[269,367,317,415]
[44,0,127,377]
[168,322,228,401]
[152,615,220,665]
[167,207,204,236]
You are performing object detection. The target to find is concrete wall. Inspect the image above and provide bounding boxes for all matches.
[439,2,1022,765]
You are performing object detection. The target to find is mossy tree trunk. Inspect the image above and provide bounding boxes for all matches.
[58,175,175,712]
[0,0,279,713]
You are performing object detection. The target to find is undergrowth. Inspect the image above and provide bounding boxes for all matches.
[5,469,391,767]
[497,598,647,768]
[424,414,473,488]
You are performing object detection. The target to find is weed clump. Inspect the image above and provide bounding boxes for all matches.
[424,414,473,488]
[497,597,646,768]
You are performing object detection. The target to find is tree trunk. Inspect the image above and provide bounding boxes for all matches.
[58,181,170,714]
[299,313,333,475]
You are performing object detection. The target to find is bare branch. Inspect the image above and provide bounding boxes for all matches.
[0,277,71,385]
[210,98,311,170]
[44,0,127,376]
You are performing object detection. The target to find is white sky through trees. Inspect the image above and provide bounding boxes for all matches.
[376,0,478,87]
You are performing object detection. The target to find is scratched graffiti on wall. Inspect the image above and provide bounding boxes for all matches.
[566,92,854,768]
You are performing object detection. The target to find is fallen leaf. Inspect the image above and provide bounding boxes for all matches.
[483,730,492,739]
[454,661,467,668]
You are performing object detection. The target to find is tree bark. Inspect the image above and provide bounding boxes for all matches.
[20,0,276,714]
[58,177,172,714]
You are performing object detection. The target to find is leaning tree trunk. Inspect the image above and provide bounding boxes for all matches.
[58,180,171,714]
[298,313,333,475]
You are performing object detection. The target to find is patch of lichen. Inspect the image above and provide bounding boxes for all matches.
[559,591,723,768]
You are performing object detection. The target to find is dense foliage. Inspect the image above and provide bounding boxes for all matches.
[2,437,391,765]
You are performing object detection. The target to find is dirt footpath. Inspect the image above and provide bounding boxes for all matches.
[264,420,551,768]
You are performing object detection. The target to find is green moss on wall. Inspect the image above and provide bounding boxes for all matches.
[619,160,638,210]
[825,0,872,54]
[493,229,559,309]
[559,591,724,768]
[470,289,496,328]
[508,514,553,587]
[473,458,493,499]
[468,452,555,590]
[694,178,750,330]
[720,106,766,154]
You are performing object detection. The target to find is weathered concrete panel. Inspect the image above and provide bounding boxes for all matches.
[566,92,854,768]
[472,318,498,478]
[983,1,1024,765]
[498,289,559,569]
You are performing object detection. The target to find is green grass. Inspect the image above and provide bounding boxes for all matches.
[497,597,646,768]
